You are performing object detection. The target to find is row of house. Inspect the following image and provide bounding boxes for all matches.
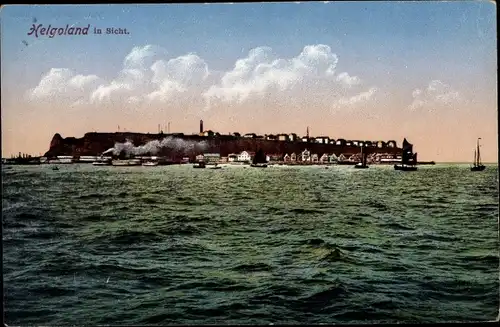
[199,130,397,148]
[195,150,402,164]
[282,150,402,163]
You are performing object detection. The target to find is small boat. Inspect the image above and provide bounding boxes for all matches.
[394,138,418,171]
[354,146,369,169]
[394,164,417,171]
[52,166,59,171]
[112,159,141,166]
[209,163,222,170]
[193,161,206,169]
[471,138,486,171]
[142,161,159,166]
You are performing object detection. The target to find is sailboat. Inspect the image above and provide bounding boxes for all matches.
[250,149,268,168]
[471,138,486,171]
[354,145,369,169]
[394,138,418,171]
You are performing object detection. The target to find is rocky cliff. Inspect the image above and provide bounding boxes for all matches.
[45,132,402,160]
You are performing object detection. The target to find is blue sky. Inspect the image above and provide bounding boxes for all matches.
[1,2,497,161]
[2,2,496,88]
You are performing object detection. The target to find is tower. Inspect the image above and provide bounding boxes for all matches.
[306,126,309,138]
[200,120,204,134]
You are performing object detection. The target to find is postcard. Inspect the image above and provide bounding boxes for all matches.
[1,1,498,325]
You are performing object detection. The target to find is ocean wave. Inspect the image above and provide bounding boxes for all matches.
[295,282,349,310]
[90,230,166,245]
[77,192,110,200]
[3,165,499,325]
[27,285,75,297]
[232,262,274,272]
[379,222,414,231]
[289,208,326,215]
[171,279,253,293]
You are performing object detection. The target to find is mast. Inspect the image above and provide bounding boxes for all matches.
[361,146,367,166]
[474,149,477,166]
[477,138,481,165]
[401,138,413,166]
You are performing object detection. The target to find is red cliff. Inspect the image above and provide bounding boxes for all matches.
[44,132,402,160]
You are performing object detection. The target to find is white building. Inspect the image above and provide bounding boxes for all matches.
[300,149,311,162]
[315,137,329,144]
[278,134,288,141]
[203,153,221,164]
[288,133,298,142]
[237,151,255,162]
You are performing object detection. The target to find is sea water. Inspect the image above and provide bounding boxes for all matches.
[2,163,499,324]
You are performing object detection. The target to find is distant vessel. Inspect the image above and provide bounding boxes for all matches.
[112,159,141,166]
[354,146,369,169]
[471,138,486,172]
[250,148,268,168]
[193,161,206,168]
[52,166,59,171]
[394,138,418,171]
[142,161,159,166]
[55,156,74,164]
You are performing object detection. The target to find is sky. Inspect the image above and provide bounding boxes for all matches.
[1,2,497,162]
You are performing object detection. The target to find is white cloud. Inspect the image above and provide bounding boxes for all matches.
[147,80,187,102]
[123,45,168,69]
[203,44,340,105]
[336,72,361,87]
[27,68,102,104]
[27,44,378,113]
[409,80,461,110]
[90,68,150,104]
[332,87,378,109]
[147,53,209,103]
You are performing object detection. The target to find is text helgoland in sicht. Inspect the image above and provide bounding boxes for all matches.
[27,24,130,38]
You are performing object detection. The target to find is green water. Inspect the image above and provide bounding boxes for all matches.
[2,163,499,324]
